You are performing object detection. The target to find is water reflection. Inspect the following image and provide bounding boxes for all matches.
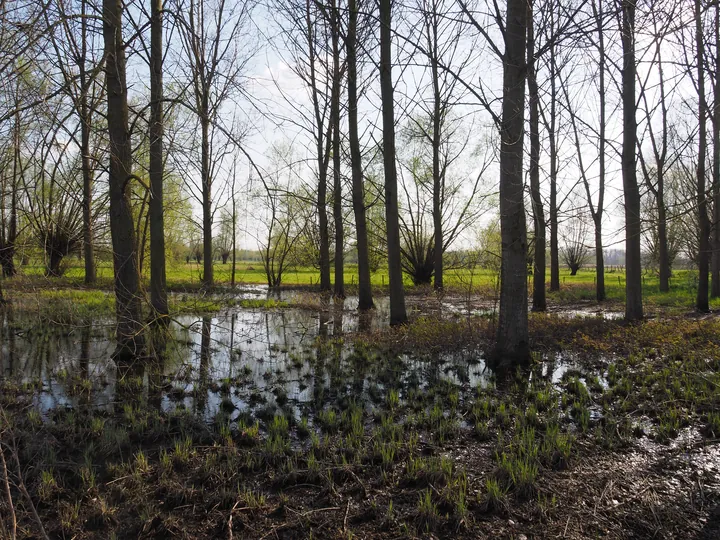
[332,298,344,336]
[195,316,212,414]
[0,307,20,376]
[0,292,597,424]
[358,310,374,333]
[147,321,169,412]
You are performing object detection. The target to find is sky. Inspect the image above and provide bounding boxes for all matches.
[52,0,709,257]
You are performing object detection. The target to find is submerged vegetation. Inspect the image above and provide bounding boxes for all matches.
[1,287,719,538]
[4,0,720,535]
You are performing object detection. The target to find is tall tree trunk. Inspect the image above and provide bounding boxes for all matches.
[347,0,373,309]
[318,163,331,290]
[136,188,150,273]
[696,0,710,312]
[594,0,606,302]
[594,216,605,300]
[430,4,443,291]
[81,114,95,284]
[306,0,331,292]
[46,249,64,278]
[201,110,213,287]
[657,182,670,292]
[549,162,558,290]
[621,0,643,320]
[654,31,671,293]
[231,178,237,288]
[549,33,559,292]
[379,0,407,325]
[149,0,168,316]
[712,3,720,297]
[4,109,19,278]
[103,0,144,360]
[494,0,529,364]
[331,0,344,298]
[527,1,546,312]
[80,0,95,285]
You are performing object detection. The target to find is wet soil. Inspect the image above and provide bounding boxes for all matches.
[0,289,718,539]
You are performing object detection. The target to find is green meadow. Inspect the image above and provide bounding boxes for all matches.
[11,259,720,312]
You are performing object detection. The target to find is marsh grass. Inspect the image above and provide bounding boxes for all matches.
[480,477,509,513]
[2,300,720,537]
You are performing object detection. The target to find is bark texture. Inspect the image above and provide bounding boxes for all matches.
[494,0,529,364]
[379,0,407,325]
[103,0,144,360]
[621,0,643,321]
[347,0,373,309]
[149,0,168,316]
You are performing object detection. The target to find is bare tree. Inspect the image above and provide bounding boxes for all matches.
[270,0,333,291]
[397,119,493,286]
[0,0,55,126]
[229,158,240,286]
[149,0,168,316]
[456,0,531,363]
[514,0,586,309]
[0,73,29,278]
[103,0,144,360]
[637,0,686,294]
[584,0,608,302]
[694,0,710,312]
[591,0,607,302]
[712,1,720,297]
[560,208,590,275]
[675,154,703,266]
[621,0,643,321]
[177,0,253,288]
[641,174,682,276]
[380,0,407,325]
[22,111,105,277]
[216,208,234,264]
[527,0,545,310]
[347,0,373,308]
[546,7,560,293]
[496,0,529,363]
[256,144,311,287]
[404,0,472,291]
[329,0,344,298]
[45,0,105,285]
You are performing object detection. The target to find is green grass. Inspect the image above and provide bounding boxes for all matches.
[17,260,431,289]
[2,310,720,537]
[10,288,116,323]
[13,259,503,290]
[545,267,720,309]
[6,286,237,322]
[9,259,720,311]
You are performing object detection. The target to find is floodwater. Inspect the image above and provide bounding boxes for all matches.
[0,287,597,425]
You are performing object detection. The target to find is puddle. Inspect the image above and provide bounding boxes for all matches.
[549,308,625,320]
[0,305,493,422]
[0,291,619,427]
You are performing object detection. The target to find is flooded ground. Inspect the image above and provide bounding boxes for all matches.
[1,289,719,539]
[0,288,608,432]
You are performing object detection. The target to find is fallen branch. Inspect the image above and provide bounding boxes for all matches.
[0,442,17,540]
[258,506,342,540]
[0,407,49,540]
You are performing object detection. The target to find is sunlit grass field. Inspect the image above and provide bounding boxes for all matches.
[11,258,720,310]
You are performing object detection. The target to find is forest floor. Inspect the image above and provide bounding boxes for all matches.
[1,277,720,538]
